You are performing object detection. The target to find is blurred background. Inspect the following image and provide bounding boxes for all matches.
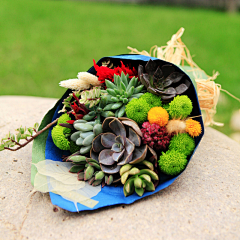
[0,0,240,140]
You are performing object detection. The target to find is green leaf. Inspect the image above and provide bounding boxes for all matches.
[10,134,15,141]
[111,102,123,110]
[121,72,128,87]
[17,133,21,142]
[118,105,126,118]
[21,134,28,139]
[126,77,136,91]
[105,80,116,90]
[4,141,12,148]
[31,93,65,186]
[177,65,199,90]
[34,123,39,130]
[120,81,126,91]
[0,144,5,151]
[133,85,144,94]
[28,128,33,136]
[106,88,116,96]
[127,86,134,97]
[103,103,115,111]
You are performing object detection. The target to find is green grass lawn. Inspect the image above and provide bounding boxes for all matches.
[0,0,240,136]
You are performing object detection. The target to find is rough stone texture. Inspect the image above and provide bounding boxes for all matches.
[0,96,240,240]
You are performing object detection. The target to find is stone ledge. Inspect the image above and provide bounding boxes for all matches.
[0,96,239,240]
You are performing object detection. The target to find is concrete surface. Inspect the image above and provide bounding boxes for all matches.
[0,96,239,240]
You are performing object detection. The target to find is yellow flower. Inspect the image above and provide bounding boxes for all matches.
[148,107,169,127]
[185,119,202,137]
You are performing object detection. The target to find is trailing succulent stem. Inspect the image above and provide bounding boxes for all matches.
[102,72,146,118]
[0,121,57,152]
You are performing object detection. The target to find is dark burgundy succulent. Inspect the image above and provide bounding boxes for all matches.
[138,59,190,103]
[141,122,173,152]
[90,117,151,175]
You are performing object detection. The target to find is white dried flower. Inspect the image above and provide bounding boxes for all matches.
[59,78,90,91]
[77,72,101,86]
[59,72,101,91]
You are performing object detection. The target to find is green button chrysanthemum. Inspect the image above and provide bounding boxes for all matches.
[57,113,71,125]
[158,150,188,176]
[51,125,70,151]
[169,133,195,156]
[140,92,162,108]
[168,95,193,119]
[69,141,81,153]
[125,98,151,125]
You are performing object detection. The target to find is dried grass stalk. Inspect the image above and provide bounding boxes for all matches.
[128,27,240,127]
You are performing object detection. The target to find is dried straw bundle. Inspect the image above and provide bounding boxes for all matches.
[128,28,239,127]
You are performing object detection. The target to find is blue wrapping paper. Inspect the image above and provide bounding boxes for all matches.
[40,54,204,212]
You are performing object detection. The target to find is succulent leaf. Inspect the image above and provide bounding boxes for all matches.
[109,118,126,141]
[120,164,132,176]
[84,165,94,180]
[138,59,191,103]
[101,163,121,174]
[129,167,140,175]
[121,171,130,184]
[68,155,86,163]
[134,177,143,189]
[112,150,125,162]
[95,171,105,180]
[99,149,115,165]
[80,145,92,154]
[69,165,85,173]
[101,133,116,148]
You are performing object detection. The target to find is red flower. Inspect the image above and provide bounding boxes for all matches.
[69,92,89,120]
[66,120,75,124]
[93,59,138,84]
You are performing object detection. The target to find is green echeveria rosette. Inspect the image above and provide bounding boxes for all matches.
[102,72,146,118]
[82,98,115,122]
[140,92,162,108]
[158,150,188,176]
[125,98,150,125]
[168,133,195,156]
[168,95,193,119]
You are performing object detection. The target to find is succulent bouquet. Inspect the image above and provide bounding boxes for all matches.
[1,54,204,212]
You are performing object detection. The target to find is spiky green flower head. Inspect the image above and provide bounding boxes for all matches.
[125,98,151,125]
[69,141,81,153]
[51,125,70,151]
[168,95,193,119]
[140,92,162,108]
[57,113,71,125]
[169,133,195,156]
[158,150,188,176]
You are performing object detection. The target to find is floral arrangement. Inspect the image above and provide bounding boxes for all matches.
[0,54,204,212]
